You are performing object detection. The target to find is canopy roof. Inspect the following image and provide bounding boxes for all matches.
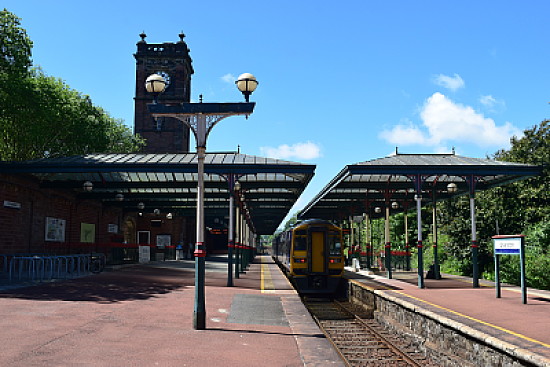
[299,153,542,220]
[1,153,315,234]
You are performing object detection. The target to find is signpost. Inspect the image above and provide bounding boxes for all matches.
[492,235,527,304]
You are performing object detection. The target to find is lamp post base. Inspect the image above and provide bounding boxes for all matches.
[194,255,206,330]
[193,312,206,330]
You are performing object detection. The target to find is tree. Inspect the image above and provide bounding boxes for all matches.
[282,213,299,231]
[0,9,32,76]
[493,120,550,225]
[0,9,144,161]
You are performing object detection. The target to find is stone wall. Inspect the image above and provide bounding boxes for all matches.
[348,281,544,367]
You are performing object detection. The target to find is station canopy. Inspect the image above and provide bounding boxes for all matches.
[0,153,315,234]
[299,153,542,220]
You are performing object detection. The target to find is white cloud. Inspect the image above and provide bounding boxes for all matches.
[479,94,505,112]
[221,73,236,84]
[421,92,519,146]
[479,95,497,107]
[432,73,465,91]
[379,92,521,149]
[260,141,321,161]
[379,120,427,145]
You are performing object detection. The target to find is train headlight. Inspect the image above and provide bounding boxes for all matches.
[293,257,307,264]
[329,258,342,264]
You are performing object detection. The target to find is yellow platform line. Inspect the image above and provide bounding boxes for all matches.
[391,290,550,348]
[261,258,275,293]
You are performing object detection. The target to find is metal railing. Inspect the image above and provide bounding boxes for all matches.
[0,253,106,283]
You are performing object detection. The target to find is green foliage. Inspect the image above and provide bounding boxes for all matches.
[282,213,299,231]
[0,9,32,76]
[494,120,550,225]
[0,9,144,161]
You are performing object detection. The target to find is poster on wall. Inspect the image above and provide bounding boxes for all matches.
[45,217,66,242]
[108,224,118,233]
[80,223,96,243]
[156,234,171,249]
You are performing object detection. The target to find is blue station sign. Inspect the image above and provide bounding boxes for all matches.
[492,234,527,304]
[493,236,522,255]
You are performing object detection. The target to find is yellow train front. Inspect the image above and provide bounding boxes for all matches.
[272,219,344,294]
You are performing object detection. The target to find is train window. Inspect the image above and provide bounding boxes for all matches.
[293,235,307,251]
[327,231,342,256]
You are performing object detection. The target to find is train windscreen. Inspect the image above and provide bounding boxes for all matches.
[327,230,342,256]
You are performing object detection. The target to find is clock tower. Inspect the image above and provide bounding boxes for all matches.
[134,33,194,153]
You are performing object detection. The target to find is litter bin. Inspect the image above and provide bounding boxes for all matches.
[111,247,124,265]
[176,245,184,260]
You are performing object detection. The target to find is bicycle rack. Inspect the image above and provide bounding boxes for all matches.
[4,253,100,283]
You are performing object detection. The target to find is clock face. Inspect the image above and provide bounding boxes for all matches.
[156,71,171,88]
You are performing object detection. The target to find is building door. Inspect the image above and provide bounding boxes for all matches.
[137,231,150,245]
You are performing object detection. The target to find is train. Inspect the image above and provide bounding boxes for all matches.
[272,219,344,294]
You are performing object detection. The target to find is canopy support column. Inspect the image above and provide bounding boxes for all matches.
[467,175,480,288]
[365,213,371,268]
[413,174,425,289]
[235,206,240,279]
[432,189,441,279]
[404,207,410,271]
[222,173,242,287]
[385,205,392,279]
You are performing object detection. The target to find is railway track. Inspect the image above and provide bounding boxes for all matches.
[304,298,439,367]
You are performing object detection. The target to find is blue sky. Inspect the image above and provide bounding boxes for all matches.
[4,1,550,224]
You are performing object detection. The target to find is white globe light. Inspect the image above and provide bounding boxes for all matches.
[236,73,258,93]
[145,74,167,94]
[447,182,458,193]
[83,181,93,192]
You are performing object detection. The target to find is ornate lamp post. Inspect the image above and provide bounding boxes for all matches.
[146,73,257,330]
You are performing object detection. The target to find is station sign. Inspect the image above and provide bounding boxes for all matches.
[493,237,522,255]
[3,200,21,209]
[492,234,526,304]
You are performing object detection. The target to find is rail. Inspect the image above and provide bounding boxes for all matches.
[304,298,438,367]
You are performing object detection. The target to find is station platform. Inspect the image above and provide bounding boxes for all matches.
[345,267,550,366]
[0,255,343,367]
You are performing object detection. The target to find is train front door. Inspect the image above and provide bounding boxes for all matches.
[310,230,326,273]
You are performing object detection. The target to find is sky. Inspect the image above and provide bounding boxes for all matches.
[4,1,550,226]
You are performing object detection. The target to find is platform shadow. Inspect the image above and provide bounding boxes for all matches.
[0,266,189,303]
